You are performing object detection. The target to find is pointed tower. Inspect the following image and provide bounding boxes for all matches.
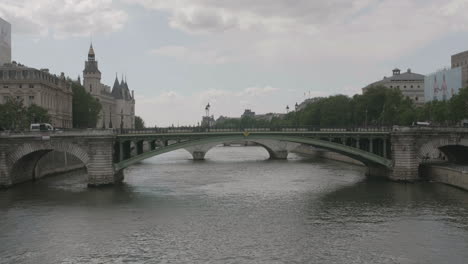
[83,43,102,96]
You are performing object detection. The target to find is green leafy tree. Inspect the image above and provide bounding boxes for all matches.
[135,116,145,129]
[449,87,468,123]
[26,104,51,124]
[0,98,50,131]
[72,82,102,128]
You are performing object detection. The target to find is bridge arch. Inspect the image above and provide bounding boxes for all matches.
[7,142,90,185]
[183,139,296,161]
[115,135,392,171]
[418,137,468,164]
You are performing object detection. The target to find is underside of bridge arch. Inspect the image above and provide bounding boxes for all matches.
[183,140,296,161]
[7,143,91,186]
[10,150,52,185]
[439,145,468,164]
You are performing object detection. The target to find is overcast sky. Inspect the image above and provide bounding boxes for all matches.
[2,0,468,126]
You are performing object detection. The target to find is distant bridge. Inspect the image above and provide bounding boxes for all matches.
[1,127,468,187]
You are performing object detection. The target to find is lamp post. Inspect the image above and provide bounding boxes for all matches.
[295,102,299,129]
[120,109,124,133]
[286,105,290,114]
[365,107,368,129]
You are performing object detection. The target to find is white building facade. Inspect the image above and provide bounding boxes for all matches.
[82,45,135,129]
[0,17,11,66]
[0,62,73,128]
[363,68,425,105]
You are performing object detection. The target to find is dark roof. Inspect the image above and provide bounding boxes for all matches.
[111,76,132,100]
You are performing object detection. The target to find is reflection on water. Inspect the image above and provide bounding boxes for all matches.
[1,146,468,264]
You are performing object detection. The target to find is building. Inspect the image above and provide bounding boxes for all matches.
[241,109,255,118]
[82,44,135,129]
[451,50,468,88]
[362,68,425,104]
[0,62,73,128]
[424,67,462,102]
[0,17,11,65]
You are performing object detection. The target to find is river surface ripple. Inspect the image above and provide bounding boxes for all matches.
[1,146,468,264]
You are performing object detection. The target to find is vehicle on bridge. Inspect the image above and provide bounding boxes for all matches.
[30,123,54,132]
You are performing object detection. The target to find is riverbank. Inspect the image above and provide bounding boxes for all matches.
[420,164,468,191]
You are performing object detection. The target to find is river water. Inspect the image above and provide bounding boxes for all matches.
[1,146,468,264]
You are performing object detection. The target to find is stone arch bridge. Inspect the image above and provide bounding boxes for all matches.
[1,127,468,187]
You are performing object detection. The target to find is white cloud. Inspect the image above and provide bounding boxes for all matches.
[130,0,468,65]
[0,0,128,38]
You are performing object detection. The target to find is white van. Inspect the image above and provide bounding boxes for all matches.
[30,123,54,132]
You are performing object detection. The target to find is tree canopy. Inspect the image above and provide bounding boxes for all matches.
[135,116,145,129]
[0,98,50,131]
[72,82,102,128]
[212,86,468,128]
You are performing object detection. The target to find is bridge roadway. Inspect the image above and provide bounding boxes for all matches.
[1,127,468,187]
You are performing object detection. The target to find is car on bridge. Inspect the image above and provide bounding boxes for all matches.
[30,123,54,132]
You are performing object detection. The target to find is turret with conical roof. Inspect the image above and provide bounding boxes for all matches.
[83,43,101,95]
[88,44,95,61]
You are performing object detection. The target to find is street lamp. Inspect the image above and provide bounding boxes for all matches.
[120,109,124,133]
[286,105,290,114]
[295,102,299,128]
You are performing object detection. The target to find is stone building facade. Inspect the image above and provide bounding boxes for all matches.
[0,17,11,66]
[451,50,468,88]
[0,62,73,128]
[82,44,135,129]
[362,68,425,105]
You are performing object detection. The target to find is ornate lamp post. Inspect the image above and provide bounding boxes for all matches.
[286,105,289,114]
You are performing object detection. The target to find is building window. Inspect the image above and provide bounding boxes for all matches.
[19,84,22,88]
[390,86,393,88]
[404,85,407,89]
[3,85,8,88]
[29,96,34,101]
[29,84,34,88]
[410,85,413,88]
[397,86,400,89]
[16,96,20,100]
[415,97,418,101]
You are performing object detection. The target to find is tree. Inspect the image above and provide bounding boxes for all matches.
[449,87,468,123]
[0,98,26,130]
[0,98,50,131]
[72,82,102,128]
[135,116,145,129]
[26,104,50,124]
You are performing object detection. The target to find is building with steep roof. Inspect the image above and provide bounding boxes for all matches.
[362,68,425,105]
[82,44,135,129]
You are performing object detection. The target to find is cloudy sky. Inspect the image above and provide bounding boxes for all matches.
[2,0,468,126]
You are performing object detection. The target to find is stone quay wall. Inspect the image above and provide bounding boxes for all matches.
[420,164,468,191]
